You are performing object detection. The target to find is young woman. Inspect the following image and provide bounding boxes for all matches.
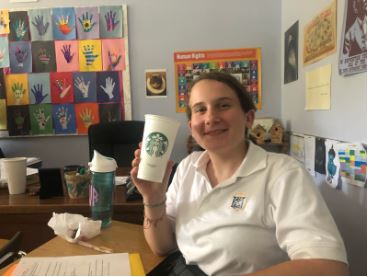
[130,72,348,275]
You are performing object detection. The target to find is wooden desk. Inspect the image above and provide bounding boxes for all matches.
[0,221,164,275]
[0,169,143,253]
[0,239,9,248]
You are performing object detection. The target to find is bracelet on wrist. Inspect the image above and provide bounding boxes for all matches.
[143,197,166,208]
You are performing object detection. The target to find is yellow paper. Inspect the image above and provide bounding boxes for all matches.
[5,74,29,106]
[129,253,145,276]
[79,39,102,71]
[0,10,10,34]
[0,99,7,129]
[305,64,331,110]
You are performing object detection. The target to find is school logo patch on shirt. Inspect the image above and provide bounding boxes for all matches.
[230,193,247,210]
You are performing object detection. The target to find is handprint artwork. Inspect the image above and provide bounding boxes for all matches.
[50,72,74,103]
[55,79,71,99]
[0,37,10,68]
[53,104,76,134]
[100,6,123,38]
[56,105,71,129]
[29,9,53,40]
[15,47,28,67]
[76,7,99,39]
[29,104,53,134]
[5,74,29,106]
[55,41,78,72]
[32,15,49,36]
[75,103,98,133]
[102,38,125,71]
[31,41,56,72]
[100,77,115,100]
[56,16,73,35]
[10,41,32,73]
[31,84,48,104]
[73,72,97,103]
[80,108,94,128]
[14,20,27,40]
[33,108,50,130]
[8,106,30,136]
[9,11,30,41]
[97,71,120,103]
[28,73,51,104]
[78,12,97,33]
[74,76,90,98]
[11,82,25,105]
[83,45,98,65]
[52,8,76,40]
[79,40,102,71]
[14,110,25,129]
[99,103,121,123]
[0,10,10,34]
[105,10,120,32]
[3,5,128,137]
[61,44,74,63]
[38,48,50,64]
[107,51,121,70]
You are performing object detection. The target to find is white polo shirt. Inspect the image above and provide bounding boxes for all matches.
[166,142,347,275]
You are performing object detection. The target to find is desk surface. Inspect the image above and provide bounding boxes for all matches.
[0,221,163,275]
[0,169,144,253]
[0,239,9,248]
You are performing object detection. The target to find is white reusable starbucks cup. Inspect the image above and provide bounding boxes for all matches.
[137,114,180,183]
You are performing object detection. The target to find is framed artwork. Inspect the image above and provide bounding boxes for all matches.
[284,21,298,84]
[303,0,337,65]
[0,5,131,136]
[145,69,167,98]
[174,48,262,113]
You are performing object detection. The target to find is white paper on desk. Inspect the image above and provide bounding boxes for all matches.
[115,176,129,186]
[11,253,131,276]
[27,167,38,176]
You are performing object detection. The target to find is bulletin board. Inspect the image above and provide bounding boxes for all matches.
[0,5,131,137]
[174,48,262,113]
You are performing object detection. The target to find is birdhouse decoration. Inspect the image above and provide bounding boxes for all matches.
[270,121,284,144]
[250,124,267,145]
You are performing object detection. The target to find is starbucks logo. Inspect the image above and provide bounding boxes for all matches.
[144,132,169,157]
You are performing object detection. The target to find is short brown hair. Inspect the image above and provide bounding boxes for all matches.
[186,71,257,119]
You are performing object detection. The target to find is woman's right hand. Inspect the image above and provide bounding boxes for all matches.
[130,143,174,204]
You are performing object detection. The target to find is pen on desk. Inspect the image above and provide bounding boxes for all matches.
[77,240,113,254]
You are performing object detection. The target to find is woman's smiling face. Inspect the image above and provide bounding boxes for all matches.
[188,79,254,153]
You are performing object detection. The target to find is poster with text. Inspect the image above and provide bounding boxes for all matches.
[174,48,262,113]
[338,0,367,76]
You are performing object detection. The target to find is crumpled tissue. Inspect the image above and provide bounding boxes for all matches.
[47,212,102,243]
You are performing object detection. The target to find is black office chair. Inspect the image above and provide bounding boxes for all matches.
[0,232,25,269]
[88,120,145,167]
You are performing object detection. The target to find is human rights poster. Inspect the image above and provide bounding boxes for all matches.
[0,5,131,137]
[174,48,262,113]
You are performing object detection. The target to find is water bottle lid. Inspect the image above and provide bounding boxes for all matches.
[88,150,117,173]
